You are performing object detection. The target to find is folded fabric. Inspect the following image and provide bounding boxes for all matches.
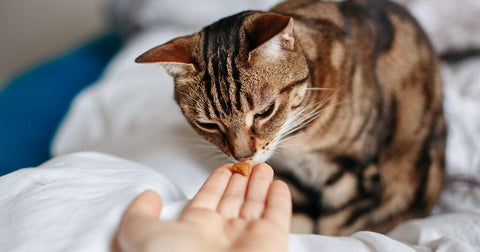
[0,152,187,252]
[1,152,479,251]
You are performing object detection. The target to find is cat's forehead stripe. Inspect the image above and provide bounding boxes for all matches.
[231,15,246,112]
[201,12,251,117]
[210,17,230,116]
[202,26,221,118]
[246,94,255,111]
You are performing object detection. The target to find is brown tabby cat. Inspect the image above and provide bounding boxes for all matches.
[136,0,446,235]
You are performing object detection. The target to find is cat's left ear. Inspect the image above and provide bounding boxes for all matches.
[135,34,197,76]
[248,13,295,62]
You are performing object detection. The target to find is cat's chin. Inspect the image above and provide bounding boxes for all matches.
[251,156,268,163]
[226,151,273,164]
[251,150,275,163]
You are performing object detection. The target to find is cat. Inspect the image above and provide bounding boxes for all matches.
[136,0,446,235]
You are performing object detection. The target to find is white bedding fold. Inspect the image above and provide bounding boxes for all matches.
[0,152,188,252]
[1,152,479,251]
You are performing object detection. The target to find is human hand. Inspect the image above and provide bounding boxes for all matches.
[113,162,292,252]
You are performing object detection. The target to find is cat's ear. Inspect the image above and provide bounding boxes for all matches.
[135,34,197,76]
[248,13,295,62]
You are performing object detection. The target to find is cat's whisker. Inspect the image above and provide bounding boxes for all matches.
[276,141,304,150]
[194,147,225,163]
[186,140,216,147]
[281,100,330,133]
[176,139,218,151]
[278,111,323,141]
[201,151,231,167]
[272,94,338,149]
[284,101,324,130]
[277,99,343,144]
[176,136,213,146]
[190,145,219,152]
[306,87,337,91]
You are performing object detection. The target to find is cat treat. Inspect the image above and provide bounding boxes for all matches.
[232,163,250,176]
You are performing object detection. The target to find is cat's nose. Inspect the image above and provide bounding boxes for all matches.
[235,153,254,162]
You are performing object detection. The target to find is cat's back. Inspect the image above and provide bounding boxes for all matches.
[271,0,432,50]
[272,0,440,98]
[271,0,344,26]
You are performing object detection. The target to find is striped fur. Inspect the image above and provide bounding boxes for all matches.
[136,0,445,235]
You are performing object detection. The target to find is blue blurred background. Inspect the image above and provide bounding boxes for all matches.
[0,0,123,175]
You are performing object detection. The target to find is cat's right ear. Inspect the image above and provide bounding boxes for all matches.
[135,34,197,77]
[248,13,295,62]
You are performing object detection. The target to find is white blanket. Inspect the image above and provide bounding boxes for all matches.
[1,152,479,251]
[1,0,480,251]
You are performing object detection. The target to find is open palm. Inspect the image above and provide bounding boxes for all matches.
[114,162,292,252]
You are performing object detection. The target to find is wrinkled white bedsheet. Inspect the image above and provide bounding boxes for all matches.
[1,152,479,251]
[1,0,480,251]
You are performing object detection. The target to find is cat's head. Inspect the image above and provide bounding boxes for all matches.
[136,11,310,162]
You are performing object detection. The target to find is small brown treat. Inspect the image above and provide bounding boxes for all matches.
[232,163,251,176]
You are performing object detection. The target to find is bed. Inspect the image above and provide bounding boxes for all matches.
[1,0,479,251]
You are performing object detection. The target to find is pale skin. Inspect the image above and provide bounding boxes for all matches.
[113,161,292,252]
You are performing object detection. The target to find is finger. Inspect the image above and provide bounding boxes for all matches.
[263,180,292,232]
[186,164,233,211]
[240,163,274,220]
[216,161,255,218]
[114,190,163,252]
[125,190,163,218]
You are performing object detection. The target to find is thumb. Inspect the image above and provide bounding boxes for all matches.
[113,190,163,252]
[126,189,163,219]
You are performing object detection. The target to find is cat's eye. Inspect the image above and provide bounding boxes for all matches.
[255,103,275,119]
[197,121,220,132]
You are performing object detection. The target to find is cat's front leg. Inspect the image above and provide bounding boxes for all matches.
[290,213,315,233]
[278,174,318,233]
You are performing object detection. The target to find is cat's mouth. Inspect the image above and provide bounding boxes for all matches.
[244,142,278,163]
[228,149,271,164]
